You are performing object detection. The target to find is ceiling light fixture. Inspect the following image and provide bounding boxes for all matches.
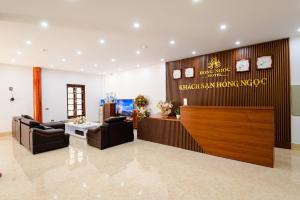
[40,21,48,28]
[11,58,16,63]
[80,68,84,72]
[169,40,175,45]
[160,58,165,62]
[111,58,116,62]
[76,51,82,55]
[136,50,141,55]
[192,51,197,55]
[136,64,140,68]
[99,39,105,44]
[220,24,227,30]
[133,22,140,29]
[235,41,241,45]
[50,64,54,68]
[298,28,300,32]
[62,58,67,62]
[25,40,32,45]
[17,51,23,55]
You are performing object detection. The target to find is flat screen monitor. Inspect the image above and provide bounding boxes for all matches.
[116,99,134,116]
[99,99,105,106]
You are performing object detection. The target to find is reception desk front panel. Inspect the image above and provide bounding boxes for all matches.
[138,106,274,167]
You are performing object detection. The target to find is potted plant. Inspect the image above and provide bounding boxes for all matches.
[175,108,180,119]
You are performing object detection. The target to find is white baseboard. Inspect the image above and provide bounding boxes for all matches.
[0,132,11,137]
[291,143,300,151]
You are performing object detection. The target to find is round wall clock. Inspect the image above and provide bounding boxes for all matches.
[173,69,181,80]
[236,59,250,72]
[257,56,272,69]
[185,67,194,78]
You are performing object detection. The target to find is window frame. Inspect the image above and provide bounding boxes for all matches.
[66,84,86,119]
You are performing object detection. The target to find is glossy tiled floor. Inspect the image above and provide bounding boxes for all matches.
[0,134,300,200]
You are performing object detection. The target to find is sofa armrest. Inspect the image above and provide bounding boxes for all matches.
[31,128,65,137]
[42,122,65,130]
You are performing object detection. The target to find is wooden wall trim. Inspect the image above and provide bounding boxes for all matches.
[33,67,42,123]
[166,39,291,149]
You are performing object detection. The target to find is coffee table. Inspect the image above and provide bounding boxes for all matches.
[65,122,100,139]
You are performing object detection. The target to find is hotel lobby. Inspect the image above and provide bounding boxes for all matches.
[1,0,300,199]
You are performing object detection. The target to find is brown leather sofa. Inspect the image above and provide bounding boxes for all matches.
[18,117,69,154]
[12,116,22,143]
[87,117,134,150]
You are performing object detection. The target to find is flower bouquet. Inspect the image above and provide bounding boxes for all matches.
[134,95,149,108]
[157,101,173,117]
[73,116,87,124]
[137,107,150,119]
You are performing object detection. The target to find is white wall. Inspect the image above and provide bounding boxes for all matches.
[0,64,33,132]
[290,37,300,144]
[103,63,166,114]
[42,69,104,122]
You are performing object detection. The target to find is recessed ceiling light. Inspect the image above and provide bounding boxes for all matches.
[11,58,16,63]
[298,28,300,32]
[136,64,140,68]
[94,64,98,68]
[169,40,175,45]
[62,58,67,62]
[111,58,116,62]
[136,50,141,55]
[17,51,23,55]
[133,22,140,29]
[192,51,197,55]
[192,0,202,3]
[76,51,82,55]
[160,58,165,62]
[99,39,105,44]
[25,40,32,45]
[235,41,241,45]
[220,24,227,30]
[40,21,48,28]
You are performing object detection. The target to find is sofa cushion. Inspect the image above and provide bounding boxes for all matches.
[105,116,126,123]
[21,115,34,120]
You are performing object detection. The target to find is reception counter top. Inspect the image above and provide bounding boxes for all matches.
[138,106,275,167]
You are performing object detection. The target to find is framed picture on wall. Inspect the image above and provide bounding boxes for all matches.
[184,67,195,78]
[257,56,272,69]
[173,69,182,80]
[236,59,250,72]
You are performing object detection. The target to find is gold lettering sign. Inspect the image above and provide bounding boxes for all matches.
[178,78,268,91]
[200,57,231,77]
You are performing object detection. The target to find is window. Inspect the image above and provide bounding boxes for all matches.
[67,84,86,119]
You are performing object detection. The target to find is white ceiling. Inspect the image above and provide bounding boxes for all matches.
[0,0,300,74]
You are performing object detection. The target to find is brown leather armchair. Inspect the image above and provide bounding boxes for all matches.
[87,118,134,150]
[20,118,69,154]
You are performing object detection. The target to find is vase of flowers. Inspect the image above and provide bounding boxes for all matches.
[73,116,87,124]
[134,95,149,108]
[137,107,150,119]
[157,101,173,117]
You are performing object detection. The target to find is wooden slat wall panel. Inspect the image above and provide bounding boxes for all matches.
[137,117,204,153]
[166,39,291,148]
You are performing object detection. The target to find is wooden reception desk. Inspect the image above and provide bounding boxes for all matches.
[138,106,274,167]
